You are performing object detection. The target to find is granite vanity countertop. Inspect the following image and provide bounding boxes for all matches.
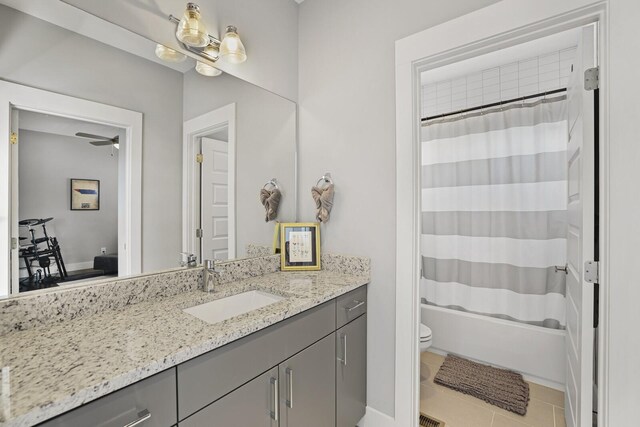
[0,270,369,427]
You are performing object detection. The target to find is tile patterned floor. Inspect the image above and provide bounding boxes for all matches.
[420,352,566,427]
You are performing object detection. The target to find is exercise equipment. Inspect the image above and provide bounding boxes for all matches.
[18,217,67,283]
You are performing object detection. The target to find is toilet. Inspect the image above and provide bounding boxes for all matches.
[419,323,432,352]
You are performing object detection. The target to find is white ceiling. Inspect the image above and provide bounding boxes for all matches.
[0,0,194,73]
[203,127,229,142]
[18,110,123,142]
[1,0,301,99]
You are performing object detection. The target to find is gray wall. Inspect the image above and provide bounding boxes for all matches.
[62,0,299,101]
[297,0,501,417]
[183,71,297,258]
[0,4,184,272]
[18,130,118,267]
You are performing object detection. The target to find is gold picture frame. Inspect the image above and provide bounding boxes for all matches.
[280,222,321,271]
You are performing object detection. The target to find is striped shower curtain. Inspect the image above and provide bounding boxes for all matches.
[420,98,568,329]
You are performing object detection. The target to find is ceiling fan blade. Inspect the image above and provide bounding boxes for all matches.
[89,140,114,146]
[75,132,110,140]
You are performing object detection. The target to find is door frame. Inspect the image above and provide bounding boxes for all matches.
[394,2,608,427]
[0,80,142,297]
[182,104,236,261]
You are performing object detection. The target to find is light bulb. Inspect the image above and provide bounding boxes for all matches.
[176,3,209,48]
[155,44,186,62]
[196,61,222,77]
[219,26,247,64]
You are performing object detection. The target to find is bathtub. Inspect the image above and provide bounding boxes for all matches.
[421,303,566,390]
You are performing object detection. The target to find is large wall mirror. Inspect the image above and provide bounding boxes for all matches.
[0,1,297,297]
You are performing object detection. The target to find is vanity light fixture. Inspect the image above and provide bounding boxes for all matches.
[196,61,222,77]
[195,44,222,76]
[175,3,209,48]
[219,26,247,64]
[164,3,248,74]
[154,44,187,62]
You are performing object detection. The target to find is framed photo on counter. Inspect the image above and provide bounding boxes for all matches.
[280,222,321,271]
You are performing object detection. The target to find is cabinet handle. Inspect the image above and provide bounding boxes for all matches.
[344,300,365,312]
[337,333,347,366]
[270,377,279,421]
[123,409,151,427]
[286,367,294,409]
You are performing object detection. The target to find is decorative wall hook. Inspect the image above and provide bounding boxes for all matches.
[316,172,333,188]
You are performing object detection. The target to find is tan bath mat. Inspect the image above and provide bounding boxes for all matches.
[434,354,530,415]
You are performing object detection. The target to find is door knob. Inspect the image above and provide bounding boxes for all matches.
[555,264,568,274]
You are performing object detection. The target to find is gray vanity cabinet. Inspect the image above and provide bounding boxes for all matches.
[176,301,335,420]
[278,333,336,427]
[178,367,279,427]
[40,367,177,427]
[180,334,336,427]
[336,314,367,427]
[38,285,367,427]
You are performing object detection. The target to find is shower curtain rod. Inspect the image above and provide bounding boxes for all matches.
[421,87,567,122]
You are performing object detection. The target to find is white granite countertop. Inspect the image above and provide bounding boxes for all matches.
[0,270,369,426]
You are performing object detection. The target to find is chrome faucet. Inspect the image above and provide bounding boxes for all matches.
[204,259,224,292]
[180,252,198,268]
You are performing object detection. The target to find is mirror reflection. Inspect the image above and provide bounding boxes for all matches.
[0,2,296,297]
[16,113,124,292]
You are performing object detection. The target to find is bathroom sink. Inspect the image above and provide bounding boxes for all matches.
[183,290,284,324]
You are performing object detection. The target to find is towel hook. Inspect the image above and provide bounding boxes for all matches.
[316,172,333,188]
[263,178,279,190]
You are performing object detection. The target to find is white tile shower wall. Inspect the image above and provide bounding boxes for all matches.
[422,47,576,117]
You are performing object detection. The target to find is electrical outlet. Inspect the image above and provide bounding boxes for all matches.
[101,247,107,255]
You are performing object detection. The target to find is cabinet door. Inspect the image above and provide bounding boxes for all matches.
[279,334,335,427]
[178,301,335,419]
[336,314,367,427]
[179,367,279,427]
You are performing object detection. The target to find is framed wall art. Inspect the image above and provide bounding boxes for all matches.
[70,179,100,210]
[279,222,321,271]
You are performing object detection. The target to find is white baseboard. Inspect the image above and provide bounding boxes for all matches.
[63,261,95,272]
[19,261,94,278]
[358,406,395,427]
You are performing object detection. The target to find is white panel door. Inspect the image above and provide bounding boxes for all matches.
[201,137,230,261]
[565,24,597,427]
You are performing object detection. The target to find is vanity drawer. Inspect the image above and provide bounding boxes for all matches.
[336,285,367,328]
[177,300,335,420]
[41,368,177,427]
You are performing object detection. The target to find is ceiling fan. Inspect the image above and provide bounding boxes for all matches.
[75,132,119,149]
